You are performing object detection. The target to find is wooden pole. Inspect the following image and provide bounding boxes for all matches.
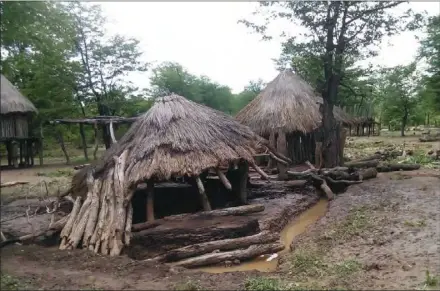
[146,181,155,222]
[109,122,117,144]
[195,176,211,211]
[12,142,18,168]
[276,129,288,180]
[93,122,99,160]
[237,160,249,205]
[267,132,276,169]
[79,123,89,161]
[55,127,70,164]
[39,125,44,166]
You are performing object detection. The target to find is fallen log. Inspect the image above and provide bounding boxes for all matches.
[1,181,29,188]
[132,205,265,232]
[162,204,265,221]
[151,231,278,263]
[345,159,379,168]
[359,167,378,180]
[376,163,420,172]
[131,221,161,232]
[0,215,69,248]
[73,164,90,170]
[172,243,284,268]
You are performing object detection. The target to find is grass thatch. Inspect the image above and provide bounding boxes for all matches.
[235,70,354,135]
[89,93,266,186]
[1,74,38,115]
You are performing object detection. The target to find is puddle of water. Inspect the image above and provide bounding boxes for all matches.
[196,199,328,273]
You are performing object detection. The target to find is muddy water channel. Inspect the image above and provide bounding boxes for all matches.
[196,199,329,273]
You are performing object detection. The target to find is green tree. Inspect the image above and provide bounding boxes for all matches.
[376,63,420,136]
[149,62,236,113]
[418,15,440,114]
[232,79,265,114]
[63,2,149,148]
[0,1,80,132]
[241,1,422,167]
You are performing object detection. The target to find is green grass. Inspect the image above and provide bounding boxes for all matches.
[173,280,203,291]
[288,248,327,278]
[404,219,427,228]
[424,271,439,289]
[0,274,27,290]
[333,259,363,278]
[244,278,286,291]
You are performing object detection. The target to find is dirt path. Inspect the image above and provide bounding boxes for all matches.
[1,170,439,290]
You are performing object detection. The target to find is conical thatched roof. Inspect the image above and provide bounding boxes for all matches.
[315,96,355,126]
[1,74,38,114]
[235,70,321,135]
[93,93,267,186]
[235,70,354,135]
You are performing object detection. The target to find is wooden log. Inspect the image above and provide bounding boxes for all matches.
[196,176,211,211]
[173,243,284,268]
[0,181,29,188]
[152,231,278,263]
[359,167,378,180]
[376,163,421,172]
[59,197,82,250]
[216,169,232,190]
[250,163,270,180]
[131,204,265,232]
[269,152,288,165]
[345,159,379,168]
[146,181,155,222]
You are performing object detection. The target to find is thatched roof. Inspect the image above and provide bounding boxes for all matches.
[235,70,354,135]
[235,70,321,135]
[93,93,266,186]
[1,74,38,115]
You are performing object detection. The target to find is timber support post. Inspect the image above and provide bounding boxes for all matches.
[276,129,288,180]
[146,181,155,222]
[237,160,249,205]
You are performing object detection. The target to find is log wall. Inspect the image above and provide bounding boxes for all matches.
[0,114,30,138]
[287,132,316,165]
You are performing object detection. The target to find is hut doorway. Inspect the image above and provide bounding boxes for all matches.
[130,177,239,224]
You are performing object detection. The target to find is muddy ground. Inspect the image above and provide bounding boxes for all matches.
[1,169,439,290]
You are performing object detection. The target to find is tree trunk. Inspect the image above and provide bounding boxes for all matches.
[401,113,408,137]
[276,130,288,180]
[79,123,89,161]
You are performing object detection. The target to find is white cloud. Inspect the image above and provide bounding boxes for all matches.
[98,2,439,94]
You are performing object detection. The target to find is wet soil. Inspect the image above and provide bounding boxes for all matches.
[1,170,439,290]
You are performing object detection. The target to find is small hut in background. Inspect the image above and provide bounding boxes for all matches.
[236,70,353,176]
[60,93,287,256]
[0,74,42,167]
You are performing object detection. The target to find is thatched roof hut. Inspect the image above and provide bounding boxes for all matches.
[94,93,269,184]
[61,94,289,255]
[235,70,353,136]
[1,74,37,115]
[235,70,353,168]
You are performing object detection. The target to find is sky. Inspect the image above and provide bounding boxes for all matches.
[99,2,439,94]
